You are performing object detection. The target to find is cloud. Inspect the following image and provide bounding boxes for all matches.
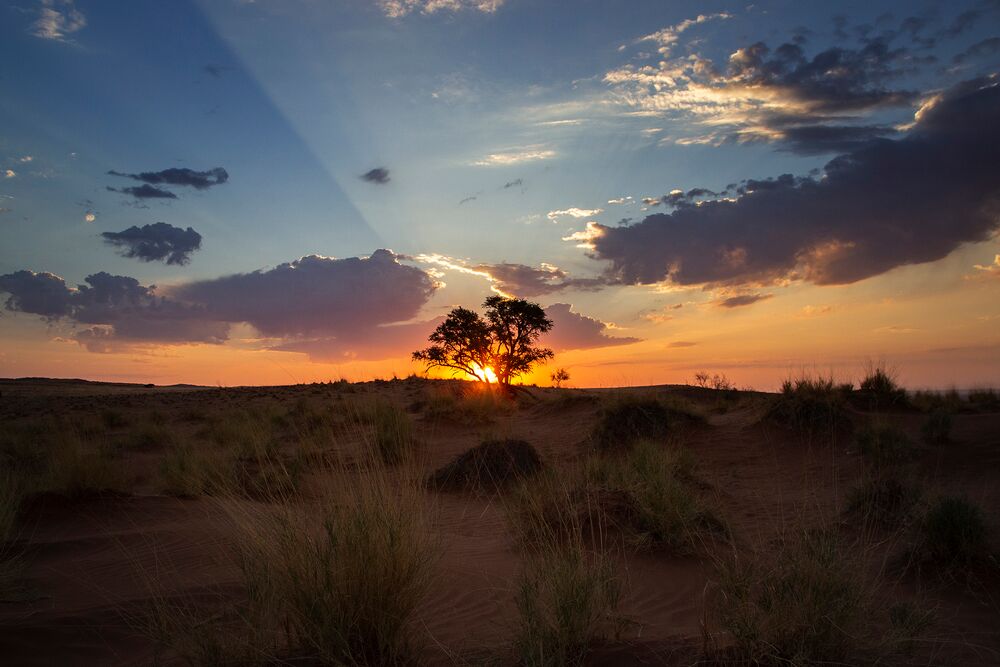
[414,254,611,297]
[542,303,641,351]
[107,167,229,190]
[106,184,177,199]
[379,0,503,18]
[503,178,523,189]
[84,212,96,223]
[361,167,391,184]
[581,76,1000,289]
[3,170,14,179]
[972,254,1000,279]
[667,341,698,348]
[101,222,203,265]
[473,147,555,166]
[171,250,436,338]
[547,207,603,222]
[635,12,732,54]
[953,38,1000,66]
[272,318,444,362]
[0,250,439,355]
[605,17,923,152]
[30,0,86,41]
[607,196,633,205]
[716,293,773,308]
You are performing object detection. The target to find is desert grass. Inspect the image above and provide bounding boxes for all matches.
[421,383,514,424]
[766,373,852,437]
[845,475,923,529]
[856,361,908,410]
[706,529,931,665]
[967,387,1000,411]
[854,420,916,468]
[352,399,417,465]
[139,452,437,665]
[506,440,721,554]
[428,438,544,493]
[43,428,127,498]
[590,393,703,451]
[916,495,990,570]
[505,464,626,666]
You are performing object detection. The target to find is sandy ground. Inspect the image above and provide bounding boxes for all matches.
[0,377,998,665]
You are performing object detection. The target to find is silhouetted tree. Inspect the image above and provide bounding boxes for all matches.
[550,368,570,388]
[413,296,554,387]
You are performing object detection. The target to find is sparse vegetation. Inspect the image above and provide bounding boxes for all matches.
[0,471,24,598]
[420,383,514,424]
[550,367,570,388]
[708,530,927,665]
[855,421,915,467]
[766,374,851,436]
[918,496,989,568]
[361,399,416,464]
[428,438,543,493]
[591,394,701,451]
[967,387,1000,411]
[846,476,922,528]
[856,362,908,409]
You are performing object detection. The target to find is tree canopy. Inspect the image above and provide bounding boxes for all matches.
[413,296,554,387]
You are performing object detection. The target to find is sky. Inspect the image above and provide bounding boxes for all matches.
[1,0,998,389]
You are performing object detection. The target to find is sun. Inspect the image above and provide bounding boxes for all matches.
[469,363,498,384]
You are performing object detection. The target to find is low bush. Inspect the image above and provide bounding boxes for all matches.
[428,438,544,493]
[919,496,989,568]
[766,375,851,436]
[856,362,908,409]
[708,530,928,664]
[591,395,701,451]
[967,387,999,411]
[845,476,922,528]
[855,422,915,467]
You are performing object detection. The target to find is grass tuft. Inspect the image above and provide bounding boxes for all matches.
[591,395,701,451]
[428,438,544,493]
[918,496,989,569]
[855,421,915,467]
[766,374,851,436]
[921,408,953,445]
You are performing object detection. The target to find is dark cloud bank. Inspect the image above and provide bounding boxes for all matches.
[588,76,1000,289]
[101,222,202,265]
[108,167,229,190]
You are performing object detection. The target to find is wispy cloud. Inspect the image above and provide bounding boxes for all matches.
[472,147,555,166]
[379,0,503,19]
[30,0,86,41]
[546,207,603,222]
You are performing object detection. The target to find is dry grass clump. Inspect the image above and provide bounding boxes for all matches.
[420,383,514,424]
[158,444,229,498]
[428,438,544,493]
[856,362,908,410]
[591,394,702,451]
[507,440,720,553]
[352,399,416,465]
[854,421,915,468]
[140,459,437,666]
[916,496,990,570]
[44,429,127,498]
[766,374,852,436]
[513,539,625,666]
[846,475,923,529]
[706,530,930,665]
[967,387,1000,411]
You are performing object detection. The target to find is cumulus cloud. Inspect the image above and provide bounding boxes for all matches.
[379,0,503,18]
[4,170,16,178]
[101,222,203,265]
[546,207,603,222]
[605,15,924,153]
[361,167,390,184]
[542,303,641,351]
[108,167,229,190]
[0,250,439,355]
[473,147,555,166]
[30,0,86,41]
[106,184,177,200]
[580,76,1000,290]
[972,254,1000,279]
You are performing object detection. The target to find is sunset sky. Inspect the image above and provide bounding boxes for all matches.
[1,0,998,389]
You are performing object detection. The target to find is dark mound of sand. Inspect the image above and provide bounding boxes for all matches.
[428,439,543,492]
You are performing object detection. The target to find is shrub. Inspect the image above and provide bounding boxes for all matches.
[967,387,999,411]
[846,476,921,528]
[855,422,914,467]
[45,432,127,498]
[513,541,624,666]
[921,408,953,445]
[766,375,851,436]
[919,496,989,567]
[591,395,699,451]
[857,362,907,409]
[101,408,128,429]
[428,439,544,493]
[708,530,926,664]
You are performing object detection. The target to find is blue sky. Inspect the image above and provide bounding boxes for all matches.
[1,0,998,387]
